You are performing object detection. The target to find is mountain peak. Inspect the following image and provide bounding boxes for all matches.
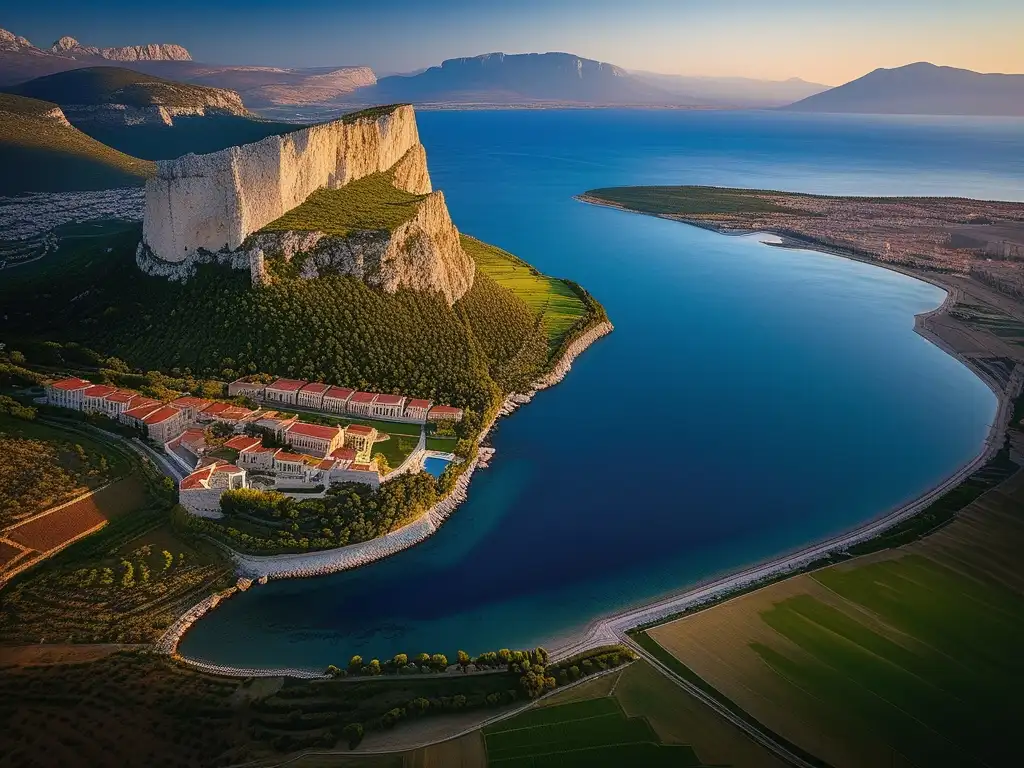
[50,36,84,53]
[784,61,1024,116]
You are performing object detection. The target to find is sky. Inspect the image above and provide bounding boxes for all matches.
[6,0,1024,84]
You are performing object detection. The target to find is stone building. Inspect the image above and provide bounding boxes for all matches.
[264,378,307,406]
[404,399,431,423]
[343,424,377,462]
[81,384,118,413]
[347,391,376,417]
[283,422,344,458]
[297,382,330,410]
[141,405,188,443]
[322,386,355,414]
[428,405,464,422]
[227,378,267,399]
[179,461,247,518]
[371,394,407,420]
[170,396,213,421]
[45,378,92,410]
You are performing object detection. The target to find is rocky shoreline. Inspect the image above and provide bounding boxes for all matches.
[157,319,614,663]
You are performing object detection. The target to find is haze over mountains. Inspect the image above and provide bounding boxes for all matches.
[785,62,1024,116]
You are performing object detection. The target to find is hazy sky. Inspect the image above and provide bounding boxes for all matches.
[7,0,1024,84]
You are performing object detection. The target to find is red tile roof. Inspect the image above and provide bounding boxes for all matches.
[212,463,243,474]
[127,395,160,410]
[286,422,342,441]
[104,390,137,404]
[406,399,431,409]
[50,377,92,391]
[345,424,375,436]
[224,435,261,451]
[243,445,278,455]
[350,463,375,472]
[83,385,117,399]
[180,466,214,490]
[171,396,212,410]
[180,428,206,443]
[142,406,181,425]
[267,378,307,392]
[220,406,254,421]
[275,451,307,464]
[331,447,357,461]
[349,391,377,404]
[429,406,464,417]
[124,403,162,420]
[201,401,231,416]
[299,382,330,395]
[375,394,405,406]
[324,387,355,400]
[317,458,336,470]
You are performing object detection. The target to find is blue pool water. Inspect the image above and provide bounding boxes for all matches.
[181,110,1022,670]
[423,456,452,478]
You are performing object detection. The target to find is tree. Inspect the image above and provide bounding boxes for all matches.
[209,421,234,438]
[177,552,186,567]
[408,697,430,715]
[162,550,174,570]
[120,560,135,588]
[392,653,408,668]
[342,723,363,749]
[457,650,471,673]
[368,659,382,676]
[373,452,391,474]
[138,561,151,584]
[348,655,363,674]
[430,653,448,672]
[99,568,114,586]
[498,648,512,664]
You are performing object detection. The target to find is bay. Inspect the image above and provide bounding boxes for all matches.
[180,110,1020,669]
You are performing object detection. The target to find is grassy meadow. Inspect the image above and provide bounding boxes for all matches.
[645,467,1024,768]
[461,236,589,347]
[583,185,806,217]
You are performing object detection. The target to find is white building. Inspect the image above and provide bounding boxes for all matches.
[227,378,267,399]
[284,422,345,458]
[347,391,376,417]
[45,377,92,410]
[404,398,431,423]
[179,460,247,518]
[170,396,213,422]
[322,386,355,414]
[297,382,330,410]
[264,378,307,406]
[141,405,188,443]
[428,405,464,423]
[371,394,407,420]
[81,384,118,414]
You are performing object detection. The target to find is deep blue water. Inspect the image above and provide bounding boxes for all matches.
[182,110,1022,670]
[423,457,452,478]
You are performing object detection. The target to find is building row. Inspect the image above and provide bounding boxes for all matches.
[228,377,464,424]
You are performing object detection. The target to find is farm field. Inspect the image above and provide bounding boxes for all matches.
[483,696,704,767]
[0,414,126,527]
[4,476,145,555]
[462,236,588,346]
[646,468,1024,768]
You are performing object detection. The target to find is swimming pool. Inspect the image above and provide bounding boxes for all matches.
[423,456,452,478]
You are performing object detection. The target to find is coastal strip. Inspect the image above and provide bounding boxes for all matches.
[156,320,614,663]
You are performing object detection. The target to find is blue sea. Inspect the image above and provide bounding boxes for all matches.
[181,110,1023,670]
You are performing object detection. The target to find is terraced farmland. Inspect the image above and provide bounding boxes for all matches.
[462,236,589,346]
[646,467,1024,768]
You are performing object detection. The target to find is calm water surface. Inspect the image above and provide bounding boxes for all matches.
[182,111,1023,669]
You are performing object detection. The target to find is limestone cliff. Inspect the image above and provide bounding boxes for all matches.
[142,104,429,260]
[49,36,191,62]
[244,190,474,304]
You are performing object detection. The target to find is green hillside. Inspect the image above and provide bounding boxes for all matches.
[3,67,297,161]
[0,94,155,194]
[0,216,602,411]
[6,66,240,110]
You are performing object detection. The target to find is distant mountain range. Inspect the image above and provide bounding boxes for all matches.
[628,71,829,108]
[0,27,375,107]
[784,62,1024,116]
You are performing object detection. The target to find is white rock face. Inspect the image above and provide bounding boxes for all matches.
[142,105,429,261]
[49,35,191,61]
[244,190,475,304]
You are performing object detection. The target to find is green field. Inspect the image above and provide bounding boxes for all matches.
[372,433,420,471]
[462,236,589,346]
[261,166,427,238]
[584,185,806,217]
[425,435,457,452]
[0,96,155,194]
[483,696,706,767]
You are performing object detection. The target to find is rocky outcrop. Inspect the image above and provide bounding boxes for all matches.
[49,36,191,62]
[61,81,249,127]
[391,143,432,195]
[243,67,378,107]
[142,104,428,261]
[0,28,34,51]
[244,190,474,304]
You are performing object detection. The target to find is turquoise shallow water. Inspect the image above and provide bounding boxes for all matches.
[181,110,1022,670]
